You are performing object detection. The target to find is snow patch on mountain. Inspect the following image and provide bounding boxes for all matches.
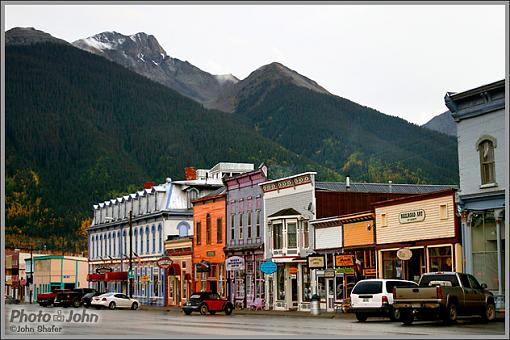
[214,74,239,85]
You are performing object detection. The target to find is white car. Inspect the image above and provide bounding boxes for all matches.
[350,279,418,322]
[91,292,140,310]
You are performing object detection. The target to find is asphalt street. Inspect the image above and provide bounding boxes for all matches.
[3,303,507,338]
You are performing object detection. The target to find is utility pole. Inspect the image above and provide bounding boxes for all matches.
[129,210,133,298]
[29,244,33,304]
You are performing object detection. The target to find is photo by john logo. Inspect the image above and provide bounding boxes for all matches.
[10,308,100,324]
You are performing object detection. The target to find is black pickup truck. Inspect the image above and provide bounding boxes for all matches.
[54,288,96,308]
[393,272,496,325]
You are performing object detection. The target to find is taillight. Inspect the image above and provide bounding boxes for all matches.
[382,295,389,305]
[393,287,397,299]
[436,286,443,299]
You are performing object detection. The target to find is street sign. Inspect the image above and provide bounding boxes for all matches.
[128,270,134,279]
[260,260,277,274]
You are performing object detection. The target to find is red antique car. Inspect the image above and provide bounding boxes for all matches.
[182,292,234,316]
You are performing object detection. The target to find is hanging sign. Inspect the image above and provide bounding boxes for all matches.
[307,255,325,269]
[335,255,354,267]
[397,248,413,260]
[157,256,173,269]
[96,267,113,274]
[226,256,245,271]
[324,268,336,278]
[195,261,211,273]
[260,260,277,274]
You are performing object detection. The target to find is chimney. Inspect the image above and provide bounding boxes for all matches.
[388,180,393,193]
[185,167,197,180]
[346,176,350,191]
[144,181,156,189]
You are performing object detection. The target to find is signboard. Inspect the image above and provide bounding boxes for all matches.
[335,255,354,267]
[324,268,336,278]
[96,267,113,274]
[307,255,325,269]
[141,275,149,282]
[157,256,173,269]
[399,209,426,224]
[128,270,134,279]
[195,261,211,273]
[260,260,277,274]
[397,248,413,260]
[289,266,298,275]
[226,256,245,271]
[336,267,354,274]
[206,251,216,257]
[363,268,376,276]
[261,174,312,193]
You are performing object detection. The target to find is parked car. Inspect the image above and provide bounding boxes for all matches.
[81,291,106,308]
[350,279,419,322]
[392,272,496,325]
[54,291,83,308]
[37,289,72,307]
[91,292,139,310]
[182,292,234,316]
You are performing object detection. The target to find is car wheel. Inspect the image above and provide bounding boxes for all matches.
[400,309,414,325]
[389,307,401,321]
[73,300,81,308]
[355,312,368,322]
[131,302,138,310]
[109,301,116,310]
[481,302,496,323]
[443,303,457,324]
[199,304,209,315]
[224,304,233,316]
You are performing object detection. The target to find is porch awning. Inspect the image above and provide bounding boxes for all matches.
[87,273,105,282]
[105,271,128,281]
[168,263,181,275]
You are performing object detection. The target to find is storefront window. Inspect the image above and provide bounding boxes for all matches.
[277,265,285,300]
[429,246,452,272]
[318,276,326,300]
[382,251,401,279]
[471,212,504,291]
[302,266,311,302]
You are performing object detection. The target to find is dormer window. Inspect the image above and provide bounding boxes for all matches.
[187,188,199,209]
[478,138,496,185]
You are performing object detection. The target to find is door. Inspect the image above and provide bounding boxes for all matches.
[175,277,181,305]
[467,274,486,313]
[326,278,335,312]
[291,277,298,309]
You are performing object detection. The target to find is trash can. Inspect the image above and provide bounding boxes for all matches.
[310,294,320,315]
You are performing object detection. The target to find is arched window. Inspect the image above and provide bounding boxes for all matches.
[134,229,138,254]
[96,235,99,259]
[478,138,496,185]
[177,221,190,237]
[152,225,156,253]
[99,235,103,258]
[112,232,116,258]
[139,228,143,254]
[158,224,163,253]
[117,231,121,257]
[90,235,94,259]
[108,233,112,256]
[146,227,150,254]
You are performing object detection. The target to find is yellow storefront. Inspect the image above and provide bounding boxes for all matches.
[374,189,462,282]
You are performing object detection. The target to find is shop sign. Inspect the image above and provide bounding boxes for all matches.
[397,248,413,260]
[307,255,325,269]
[260,260,277,274]
[226,256,245,271]
[140,275,149,282]
[157,256,173,269]
[399,209,425,224]
[289,266,298,275]
[336,267,354,274]
[363,268,376,276]
[206,251,215,257]
[261,174,312,192]
[96,267,113,274]
[195,261,211,273]
[335,255,354,267]
[324,268,336,278]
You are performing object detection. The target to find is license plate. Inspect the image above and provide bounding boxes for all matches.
[412,304,422,308]
[363,298,370,302]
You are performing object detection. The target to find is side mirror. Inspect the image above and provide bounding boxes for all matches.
[480,283,488,289]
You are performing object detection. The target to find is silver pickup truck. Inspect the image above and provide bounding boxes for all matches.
[392,272,496,325]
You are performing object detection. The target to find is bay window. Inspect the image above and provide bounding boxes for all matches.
[287,222,297,248]
[273,223,283,250]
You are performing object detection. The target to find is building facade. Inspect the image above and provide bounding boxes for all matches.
[445,79,506,311]
[374,190,462,282]
[192,189,228,298]
[164,236,193,306]
[261,172,317,311]
[224,163,268,308]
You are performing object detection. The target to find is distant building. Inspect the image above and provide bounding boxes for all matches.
[445,79,506,311]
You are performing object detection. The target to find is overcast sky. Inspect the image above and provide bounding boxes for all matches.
[4,3,506,125]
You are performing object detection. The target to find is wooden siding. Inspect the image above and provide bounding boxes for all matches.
[375,194,456,245]
[315,226,343,250]
[343,219,375,247]
[315,191,416,218]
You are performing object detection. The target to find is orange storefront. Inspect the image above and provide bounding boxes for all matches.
[192,190,227,298]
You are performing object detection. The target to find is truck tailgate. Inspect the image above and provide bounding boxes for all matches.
[394,287,439,300]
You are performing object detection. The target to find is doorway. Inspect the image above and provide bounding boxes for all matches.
[326,278,335,312]
[209,280,217,293]
[291,276,298,310]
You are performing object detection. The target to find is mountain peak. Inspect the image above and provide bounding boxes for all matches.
[6,27,71,46]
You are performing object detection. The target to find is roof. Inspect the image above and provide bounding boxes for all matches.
[191,187,226,203]
[268,208,301,218]
[316,182,457,194]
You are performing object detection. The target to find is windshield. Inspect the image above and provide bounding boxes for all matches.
[189,294,202,299]
[419,274,460,287]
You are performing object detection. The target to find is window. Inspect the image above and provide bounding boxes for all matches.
[134,230,138,254]
[123,231,127,256]
[381,213,387,227]
[428,246,452,272]
[231,215,235,241]
[352,281,383,294]
[440,204,448,220]
[256,211,261,238]
[273,222,283,249]
[146,228,149,253]
[139,229,143,254]
[287,222,297,248]
[467,274,482,289]
[277,264,285,300]
[303,221,309,248]
[112,233,116,257]
[196,221,201,245]
[239,213,244,240]
[217,218,223,243]
[206,214,211,244]
[108,233,111,256]
[478,139,496,185]
[152,226,156,253]
[187,189,199,209]
[158,225,162,252]
[247,212,252,239]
